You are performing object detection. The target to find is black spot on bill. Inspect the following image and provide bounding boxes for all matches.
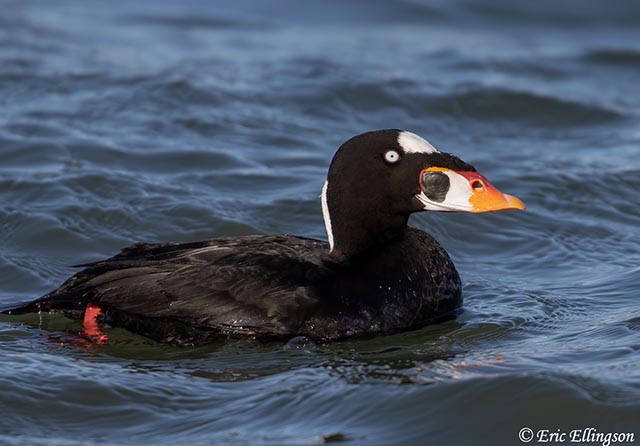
[421,171,450,203]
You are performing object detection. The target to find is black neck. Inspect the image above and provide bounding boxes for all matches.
[324,182,409,258]
[332,217,408,259]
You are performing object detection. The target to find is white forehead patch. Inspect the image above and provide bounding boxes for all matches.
[397,131,439,154]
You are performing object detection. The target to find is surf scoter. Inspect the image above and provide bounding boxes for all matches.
[3,130,524,344]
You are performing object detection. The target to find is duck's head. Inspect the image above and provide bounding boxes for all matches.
[322,129,525,256]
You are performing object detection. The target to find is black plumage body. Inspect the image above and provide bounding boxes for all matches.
[10,228,461,344]
[0,128,527,344]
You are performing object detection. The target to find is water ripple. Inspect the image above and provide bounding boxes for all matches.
[1,0,639,444]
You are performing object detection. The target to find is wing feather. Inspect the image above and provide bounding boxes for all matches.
[24,235,329,339]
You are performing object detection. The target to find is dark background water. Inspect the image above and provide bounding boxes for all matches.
[1,1,639,445]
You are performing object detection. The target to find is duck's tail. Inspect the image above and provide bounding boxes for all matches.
[0,293,76,315]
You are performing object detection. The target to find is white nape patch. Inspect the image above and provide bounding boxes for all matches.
[321,181,334,251]
[398,131,439,154]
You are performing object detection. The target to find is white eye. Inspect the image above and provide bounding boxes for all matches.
[384,150,400,163]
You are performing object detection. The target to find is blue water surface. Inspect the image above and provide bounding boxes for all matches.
[0,1,639,445]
